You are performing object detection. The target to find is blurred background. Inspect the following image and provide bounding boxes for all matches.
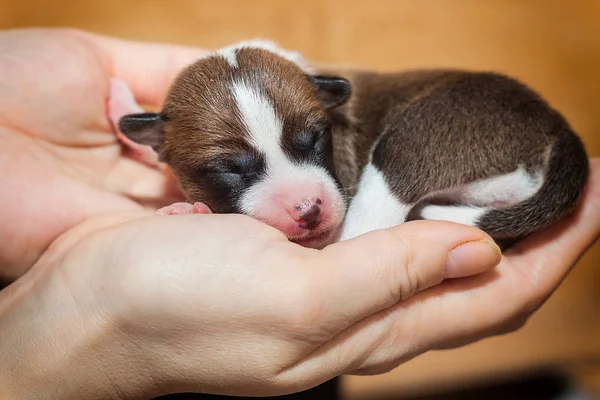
[1,0,599,399]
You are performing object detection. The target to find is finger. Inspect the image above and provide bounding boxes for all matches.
[348,158,600,375]
[318,219,501,303]
[497,158,600,299]
[279,159,600,383]
[103,156,184,205]
[87,32,209,106]
[107,77,163,167]
[424,158,600,348]
[278,221,501,378]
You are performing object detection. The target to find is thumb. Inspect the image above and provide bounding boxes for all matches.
[276,221,501,388]
[311,220,502,328]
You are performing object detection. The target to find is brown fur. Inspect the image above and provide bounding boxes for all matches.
[323,68,589,241]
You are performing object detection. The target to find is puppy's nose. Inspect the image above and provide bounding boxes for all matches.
[297,204,322,230]
[291,197,323,230]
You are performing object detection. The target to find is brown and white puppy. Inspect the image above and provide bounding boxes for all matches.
[110,39,589,250]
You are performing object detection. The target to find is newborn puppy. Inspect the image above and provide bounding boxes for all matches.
[110,40,589,250]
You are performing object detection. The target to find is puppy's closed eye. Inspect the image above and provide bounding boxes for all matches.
[198,153,265,188]
[296,126,331,153]
[228,153,265,176]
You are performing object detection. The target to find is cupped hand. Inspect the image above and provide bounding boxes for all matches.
[0,27,205,280]
[1,27,599,400]
[2,159,599,399]
[1,207,503,399]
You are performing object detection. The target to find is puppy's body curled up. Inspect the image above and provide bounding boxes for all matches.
[111,40,589,250]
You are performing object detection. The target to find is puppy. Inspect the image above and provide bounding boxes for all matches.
[109,39,589,250]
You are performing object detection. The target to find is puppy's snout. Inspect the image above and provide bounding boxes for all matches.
[291,198,323,230]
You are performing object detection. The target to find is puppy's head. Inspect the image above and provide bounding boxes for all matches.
[119,40,351,248]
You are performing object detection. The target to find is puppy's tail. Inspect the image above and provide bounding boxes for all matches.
[406,124,589,248]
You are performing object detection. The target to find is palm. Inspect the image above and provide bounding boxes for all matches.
[0,28,201,280]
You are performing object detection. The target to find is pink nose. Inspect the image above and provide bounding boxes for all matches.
[290,198,323,230]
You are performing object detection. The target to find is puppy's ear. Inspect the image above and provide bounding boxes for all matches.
[118,113,165,153]
[311,76,352,109]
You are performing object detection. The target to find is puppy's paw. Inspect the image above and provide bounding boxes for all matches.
[155,202,213,216]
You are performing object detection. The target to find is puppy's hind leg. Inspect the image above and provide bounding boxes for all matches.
[405,166,545,249]
[338,163,412,241]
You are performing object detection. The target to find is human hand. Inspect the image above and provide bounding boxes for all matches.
[0,208,504,399]
[0,27,205,281]
[2,159,599,399]
[1,26,598,400]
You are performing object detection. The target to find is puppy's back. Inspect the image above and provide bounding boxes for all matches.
[336,69,589,247]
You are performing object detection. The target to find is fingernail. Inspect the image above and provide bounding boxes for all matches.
[446,240,502,278]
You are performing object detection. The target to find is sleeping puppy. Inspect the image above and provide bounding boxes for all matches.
[109,39,589,250]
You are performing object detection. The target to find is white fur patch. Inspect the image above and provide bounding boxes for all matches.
[339,164,546,238]
[217,46,239,68]
[420,205,489,226]
[460,166,544,207]
[418,166,545,227]
[231,79,283,162]
[201,39,313,72]
[338,163,411,241]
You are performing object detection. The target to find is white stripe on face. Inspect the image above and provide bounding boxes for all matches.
[230,79,346,236]
[231,79,286,169]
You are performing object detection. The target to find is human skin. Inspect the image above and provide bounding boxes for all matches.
[0,28,599,399]
[0,27,201,282]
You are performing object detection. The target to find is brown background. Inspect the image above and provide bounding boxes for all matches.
[1,1,599,398]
